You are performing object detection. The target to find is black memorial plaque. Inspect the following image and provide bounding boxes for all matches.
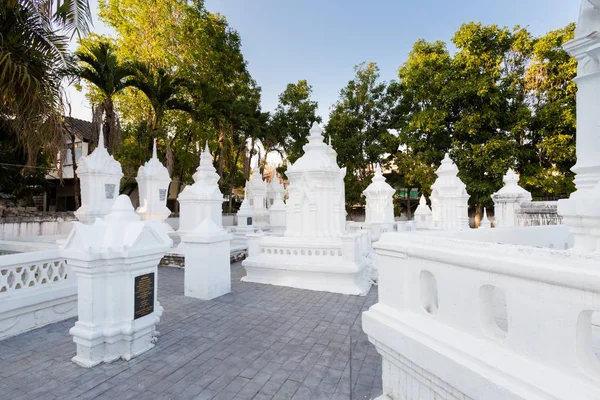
[134,273,155,319]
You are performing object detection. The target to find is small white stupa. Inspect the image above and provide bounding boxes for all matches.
[75,132,123,224]
[136,139,172,231]
[362,163,396,240]
[244,159,269,229]
[492,169,532,228]
[243,122,371,296]
[430,153,470,230]
[177,143,223,239]
[414,195,433,230]
[363,164,395,225]
[479,208,492,229]
[231,197,255,251]
[267,173,286,209]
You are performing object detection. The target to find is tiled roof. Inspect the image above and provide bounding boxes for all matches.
[64,116,95,141]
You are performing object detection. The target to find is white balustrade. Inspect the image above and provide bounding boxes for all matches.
[0,250,76,340]
[363,230,600,400]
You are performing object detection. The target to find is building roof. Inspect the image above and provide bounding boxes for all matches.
[64,116,95,141]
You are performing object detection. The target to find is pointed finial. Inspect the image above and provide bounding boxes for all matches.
[204,141,209,153]
[152,138,157,159]
[309,122,323,138]
[419,194,426,205]
[375,163,382,176]
[328,136,332,147]
[98,131,105,149]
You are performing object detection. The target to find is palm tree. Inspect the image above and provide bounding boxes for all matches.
[76,41,135,154]
[0,0,92,170]
[129,64,193,173]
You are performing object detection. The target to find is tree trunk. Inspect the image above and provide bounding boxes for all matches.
[103,98,114,154]
[68,133,81,210]
[217,122,225,184]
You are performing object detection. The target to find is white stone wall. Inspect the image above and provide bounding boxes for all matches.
[0,250,77,341]
[364,230,600,400]
[0,219,74,239]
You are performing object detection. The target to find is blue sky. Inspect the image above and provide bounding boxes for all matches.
[67,0,580,122]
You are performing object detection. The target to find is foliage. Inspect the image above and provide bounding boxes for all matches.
[326,62,396,209]
[0,0,88,170]
[76,39,136,153]
[270,80,321,164]
[0,123,50,202]
[390,22,577,214]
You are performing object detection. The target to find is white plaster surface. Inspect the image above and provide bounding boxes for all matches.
[0,249,76,341]
[364,230,600,400]
[183,217,232,300]
[557,3,600,251]
[61,195,172,368]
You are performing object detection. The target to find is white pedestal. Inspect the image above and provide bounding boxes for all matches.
[61,195,171,368]
[183,218,233,300]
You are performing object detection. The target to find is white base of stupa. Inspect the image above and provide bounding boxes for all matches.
[242,235,371,296]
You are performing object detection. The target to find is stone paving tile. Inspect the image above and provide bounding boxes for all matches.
[0,262,381,400]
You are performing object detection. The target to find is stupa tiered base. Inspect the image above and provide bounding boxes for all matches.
[242,234,371,296]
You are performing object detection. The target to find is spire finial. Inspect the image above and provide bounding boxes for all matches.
[98,131,105,149]
[375,163,382,176]
[204,141,209,153]
[152,138,157,159]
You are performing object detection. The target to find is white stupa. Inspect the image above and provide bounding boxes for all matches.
[244,159,269,229]
[414,195,432,230]
[177,143,223,239]
[363,164,395,225]
[136,139,172,231]
[269,192,286,235]
[242,122,371,296]
[492,169,532,228]
[75,132,123,224]
[267,173,286,209]
[430,153,470,230]
[479,208,492,229]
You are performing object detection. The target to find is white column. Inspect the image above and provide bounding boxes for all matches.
[558,1,600,251]
[183,217,232,300]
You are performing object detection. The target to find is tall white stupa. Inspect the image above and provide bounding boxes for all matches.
[242,122,371,296]
[430,153,470,230]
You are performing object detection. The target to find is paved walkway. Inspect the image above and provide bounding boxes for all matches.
[0,263,382,400]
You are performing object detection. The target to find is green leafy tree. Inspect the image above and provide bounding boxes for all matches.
[326,62,395,210]
[270,80,321,164]
[449,23,533,217]
[522,23,577,198]
[98,0,263,205]
[76,40,135,153]
[390,40,455,214]
[0,0,92,170]
[128,64,193,173]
